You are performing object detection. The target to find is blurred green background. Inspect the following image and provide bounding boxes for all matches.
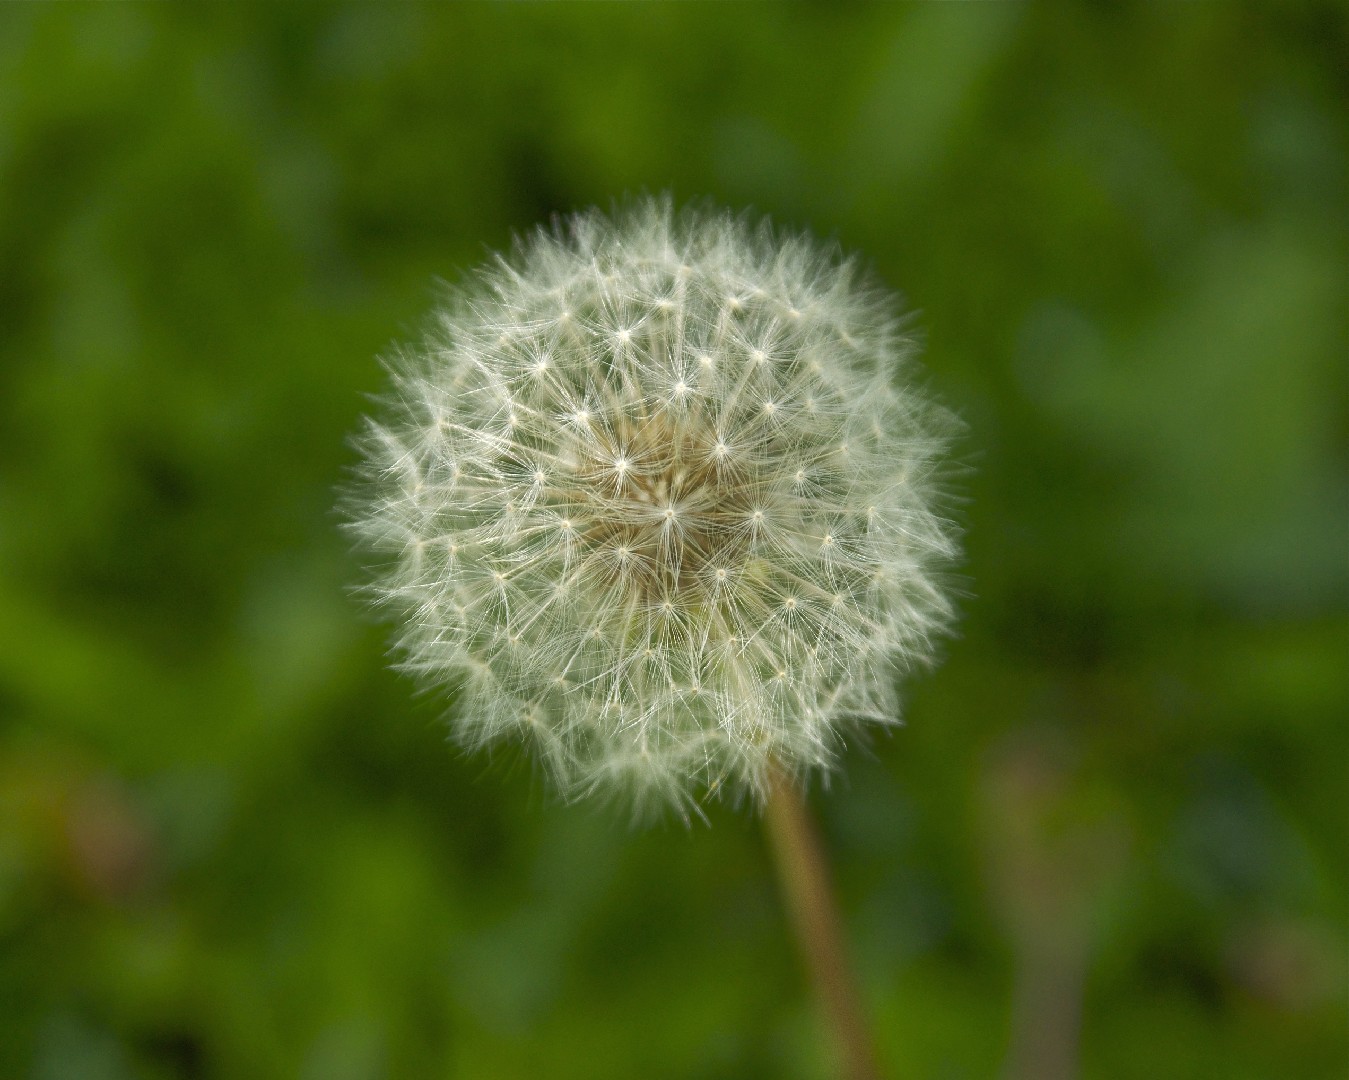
[1,4,1344,1079]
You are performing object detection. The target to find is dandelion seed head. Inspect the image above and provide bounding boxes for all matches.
[345,197,960,817]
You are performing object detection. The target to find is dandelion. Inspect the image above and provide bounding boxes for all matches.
[346,198,962,1080]
[345,198,960,818]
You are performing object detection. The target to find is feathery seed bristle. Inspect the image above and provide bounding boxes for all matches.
[345,197,960,817]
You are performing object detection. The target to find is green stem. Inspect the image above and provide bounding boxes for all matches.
[763,765,885,1080]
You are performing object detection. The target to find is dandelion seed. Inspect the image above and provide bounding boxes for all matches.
[344,197,960,815]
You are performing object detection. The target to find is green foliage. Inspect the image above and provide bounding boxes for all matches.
[0,4,1344,1078]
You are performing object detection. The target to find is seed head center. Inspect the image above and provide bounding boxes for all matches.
[570,412,751,601]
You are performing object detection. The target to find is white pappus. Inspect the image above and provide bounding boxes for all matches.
[345,197,961,818]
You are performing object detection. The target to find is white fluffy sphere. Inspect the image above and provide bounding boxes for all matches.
[347,199,959,816]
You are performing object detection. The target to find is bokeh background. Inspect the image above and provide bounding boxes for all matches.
[1,4,1344,1079]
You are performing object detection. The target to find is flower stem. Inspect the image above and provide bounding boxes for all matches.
[763,766,885,1080]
